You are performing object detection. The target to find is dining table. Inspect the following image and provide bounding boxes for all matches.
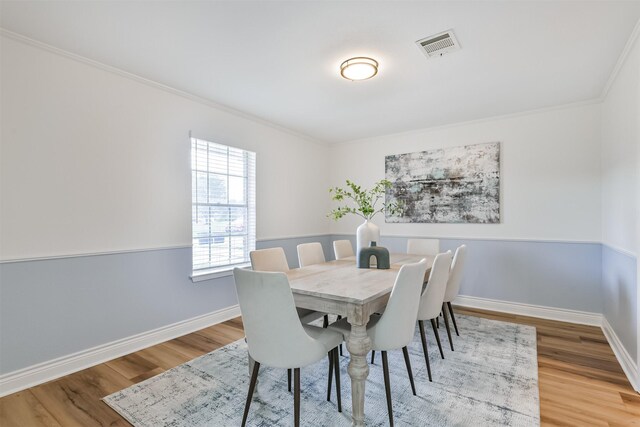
[285,253,434,427]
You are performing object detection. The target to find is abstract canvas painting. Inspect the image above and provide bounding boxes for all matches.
[385,142,500,223]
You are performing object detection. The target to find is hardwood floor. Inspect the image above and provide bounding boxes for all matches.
[1,311,638,426]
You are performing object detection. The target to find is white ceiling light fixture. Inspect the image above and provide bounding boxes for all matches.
[340,57,378,81]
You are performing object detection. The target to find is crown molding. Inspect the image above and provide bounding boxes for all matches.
[600,18,640,101]
[0,28,328,148]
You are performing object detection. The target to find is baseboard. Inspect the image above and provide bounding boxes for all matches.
[453,295,603,326]
[0,305,241,398]
[601,317,640,393]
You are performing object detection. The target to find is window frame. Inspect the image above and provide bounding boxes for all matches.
[189,136,256,282]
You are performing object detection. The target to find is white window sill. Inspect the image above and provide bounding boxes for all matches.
[190,263,251,283]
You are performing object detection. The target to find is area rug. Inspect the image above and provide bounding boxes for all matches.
[104,315,539,426]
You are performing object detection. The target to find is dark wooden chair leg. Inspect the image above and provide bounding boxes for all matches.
[418,320,432,382]
[241,361,260,427]
[333,347,342,412]
[294,368,301,427]
[447,302,460,336]
[381,351,394,427]
[442,303,454,351]
[327,351,333,401]
[323,315,329,328]
[430,318,445,359]
[371,350,375,364]
[436,316,439,328]
[402,346,416,396]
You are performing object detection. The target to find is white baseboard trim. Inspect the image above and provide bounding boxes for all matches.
[601,317,640,393]
[453,295,603,326]
[0,305,241,398]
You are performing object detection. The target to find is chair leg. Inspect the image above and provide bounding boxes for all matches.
[327,351,333,401]
[442,303,454,351]
[335,316,343,356]
[294,368,301,427]
[371,350,375,364]
[288,368,292,392]
[333,347,342,412]
[430,319,445,359]
[402,346,416,396]
[447,302,460,336]
[323,315,329,328]
[241,361,260,427]
[418,320,432,382]
[381,351,394,427]
[436,316,439,328]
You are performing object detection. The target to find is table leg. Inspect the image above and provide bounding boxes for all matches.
[346,314,371,426]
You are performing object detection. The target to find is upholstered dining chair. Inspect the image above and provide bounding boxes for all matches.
[250,247,325,325]
[441,245,467,349]
[329,259,428,426]
[333,239,355,260]
[297,242,326,267]
[250,247,329,388]
[416,251,453,381]
[296,242,340,351]
[234,268,344,427]
[407,238,440,256]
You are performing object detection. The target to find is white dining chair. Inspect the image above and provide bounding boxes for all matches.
[250,247,325,324]
[234,268,344,427]
[250,247,329,389]
[407,238,440,256]
[329,259,428,426]
[297,242,326,267]
[416,251,453,381]
[297,242,343,352]
[442,245,467,346]
[250,247,290,272]
[333,240,355,260]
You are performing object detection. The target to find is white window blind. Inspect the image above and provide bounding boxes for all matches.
[191,137,256,272]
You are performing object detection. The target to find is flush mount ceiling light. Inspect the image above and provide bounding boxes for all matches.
[340,57,378,81]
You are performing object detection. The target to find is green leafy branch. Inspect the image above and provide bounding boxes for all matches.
[328,179,403,221]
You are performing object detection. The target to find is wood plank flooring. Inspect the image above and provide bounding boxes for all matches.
[1,311,638,426]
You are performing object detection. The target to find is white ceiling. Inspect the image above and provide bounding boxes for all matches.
[1,1,639,143]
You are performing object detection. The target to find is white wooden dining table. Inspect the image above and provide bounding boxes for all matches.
[285,253,434,427]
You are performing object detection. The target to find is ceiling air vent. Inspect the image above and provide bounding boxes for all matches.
[416,30,460,58]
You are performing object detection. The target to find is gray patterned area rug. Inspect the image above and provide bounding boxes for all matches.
[104,315,539,426]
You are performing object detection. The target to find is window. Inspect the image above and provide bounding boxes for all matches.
[191,137,256,276]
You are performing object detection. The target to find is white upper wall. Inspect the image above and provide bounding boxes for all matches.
[601,29,640,256]
[328,103,602,243]
[0,36,331,261]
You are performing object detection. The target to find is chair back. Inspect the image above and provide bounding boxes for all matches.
[297,242,326,267]
[368,259,429,351]
[418,251,453,320]
[233,268,326,368]
[333,240,355,260]
[250,247,289,272]
[444,245,467,303]
[407,238,440,256]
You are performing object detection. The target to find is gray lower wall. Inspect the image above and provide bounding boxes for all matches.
[0,235,333,376]
[0,234,613,378]
[332,235,603,313]
[601,245,638,362]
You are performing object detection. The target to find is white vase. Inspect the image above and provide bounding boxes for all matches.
[356,219,380,253]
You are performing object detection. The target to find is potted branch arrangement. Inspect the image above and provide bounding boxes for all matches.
[328,179,403,253]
